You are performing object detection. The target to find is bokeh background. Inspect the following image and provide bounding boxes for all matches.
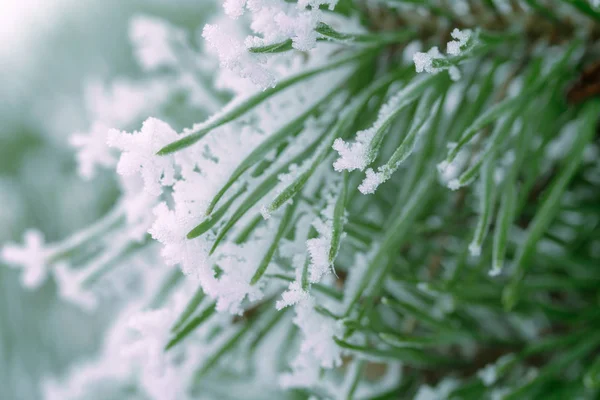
[0,1,214,398]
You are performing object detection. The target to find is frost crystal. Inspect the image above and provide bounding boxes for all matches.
[413,46,443,74]
[332,131,376,172]
[446,28,471,56]
[333,89,406,173]
[358,168,385,194]
[70,122,117,180]
[223,0,247,18]
[108,118,178,196]
[119,175,158,232]
[306,195,337,283]
[212,242,269,314]
[122,308,174,375]
[449,65,462,81]
[278,275,343,372]
[273,10,320,51]
[1,229,49,289]
[203,23,276,89]
[438,149,468,188]
[83,78,171,128]
[276,192,343,377]
[414,28,473,80]
[53,263,99,311]
[129,15,182,71]
[208,0,338,87]
[279,352,321,389]
[469,242,482,257]
[148,202,213,284]
[292,296,342,368]
[447,178,461,191]
[489,264,503,277]
[477,363,498,386]
[276,281,310,310]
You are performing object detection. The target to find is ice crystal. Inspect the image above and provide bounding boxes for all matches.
[1,229,49,288]
[414,28,473,80]
[203,23,276,89]
[306,194,337,283]
[129,15,182,71]
[332,131,375,172]
[108,118,178,196]
[69,122,117,180]
[413,46,443,74]
[358,168,385,194]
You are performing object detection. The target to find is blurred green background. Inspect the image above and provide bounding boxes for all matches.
[0,1,214,398]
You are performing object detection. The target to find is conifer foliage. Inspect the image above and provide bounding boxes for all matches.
[3,1,600,399]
